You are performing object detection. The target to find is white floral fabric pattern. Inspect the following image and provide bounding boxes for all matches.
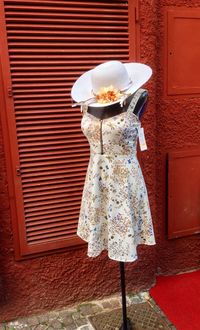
[77,89,156,262]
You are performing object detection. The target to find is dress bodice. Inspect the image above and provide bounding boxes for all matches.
[81,111,140,156]
[81,89,142,156]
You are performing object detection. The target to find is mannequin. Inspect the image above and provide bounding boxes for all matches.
[71,60,156,330]
[87,90,148,330]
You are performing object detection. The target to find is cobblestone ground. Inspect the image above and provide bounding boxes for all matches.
[0,292,171,330]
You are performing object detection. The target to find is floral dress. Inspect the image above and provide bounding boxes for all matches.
[77,89,156,262]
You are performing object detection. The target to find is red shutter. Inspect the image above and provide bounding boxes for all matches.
[0,0,138,259]
[168,148,200,239]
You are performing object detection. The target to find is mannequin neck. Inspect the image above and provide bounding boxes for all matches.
[87,94,133,120]
[87,89,148,120]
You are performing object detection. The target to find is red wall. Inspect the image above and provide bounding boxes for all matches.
[0,0,200,322]
[156,0,200,275]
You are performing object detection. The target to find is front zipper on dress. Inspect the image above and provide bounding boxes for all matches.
[100,119,103,154]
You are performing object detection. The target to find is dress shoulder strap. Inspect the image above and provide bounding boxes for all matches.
[81,103,89,115]
[127,88,146,114]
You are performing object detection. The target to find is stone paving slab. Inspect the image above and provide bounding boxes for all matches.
[0,291,175,330]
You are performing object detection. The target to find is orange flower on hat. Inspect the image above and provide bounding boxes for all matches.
[96,85,123,104]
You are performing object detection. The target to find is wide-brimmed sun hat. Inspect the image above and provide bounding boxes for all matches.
[71,60,152,108]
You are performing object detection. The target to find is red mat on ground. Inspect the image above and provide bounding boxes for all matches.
[149,270,200,330]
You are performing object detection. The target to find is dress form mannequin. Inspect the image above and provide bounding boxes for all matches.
[87,90,148,330]
[71,61,156,329]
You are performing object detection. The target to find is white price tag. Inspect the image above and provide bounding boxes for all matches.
[138,127,147,151]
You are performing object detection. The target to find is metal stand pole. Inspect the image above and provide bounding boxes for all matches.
[119,262,133,330]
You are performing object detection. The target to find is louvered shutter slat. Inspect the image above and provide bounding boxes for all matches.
[26,213,79,223]
[1,0,135,257]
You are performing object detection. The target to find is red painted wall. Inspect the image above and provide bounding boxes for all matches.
[0,0,200,323]
[0,1,157,322]
[156,0,200,275]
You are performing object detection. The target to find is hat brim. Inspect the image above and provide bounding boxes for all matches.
[71,62,152,107]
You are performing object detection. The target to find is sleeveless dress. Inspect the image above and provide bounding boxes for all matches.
[77,89,156,262]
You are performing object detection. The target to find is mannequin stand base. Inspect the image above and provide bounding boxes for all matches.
[119,317,133,330]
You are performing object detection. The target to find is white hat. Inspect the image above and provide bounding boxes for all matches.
[71,60,152,107]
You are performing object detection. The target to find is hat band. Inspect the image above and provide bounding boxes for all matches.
[72,79,133,110]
